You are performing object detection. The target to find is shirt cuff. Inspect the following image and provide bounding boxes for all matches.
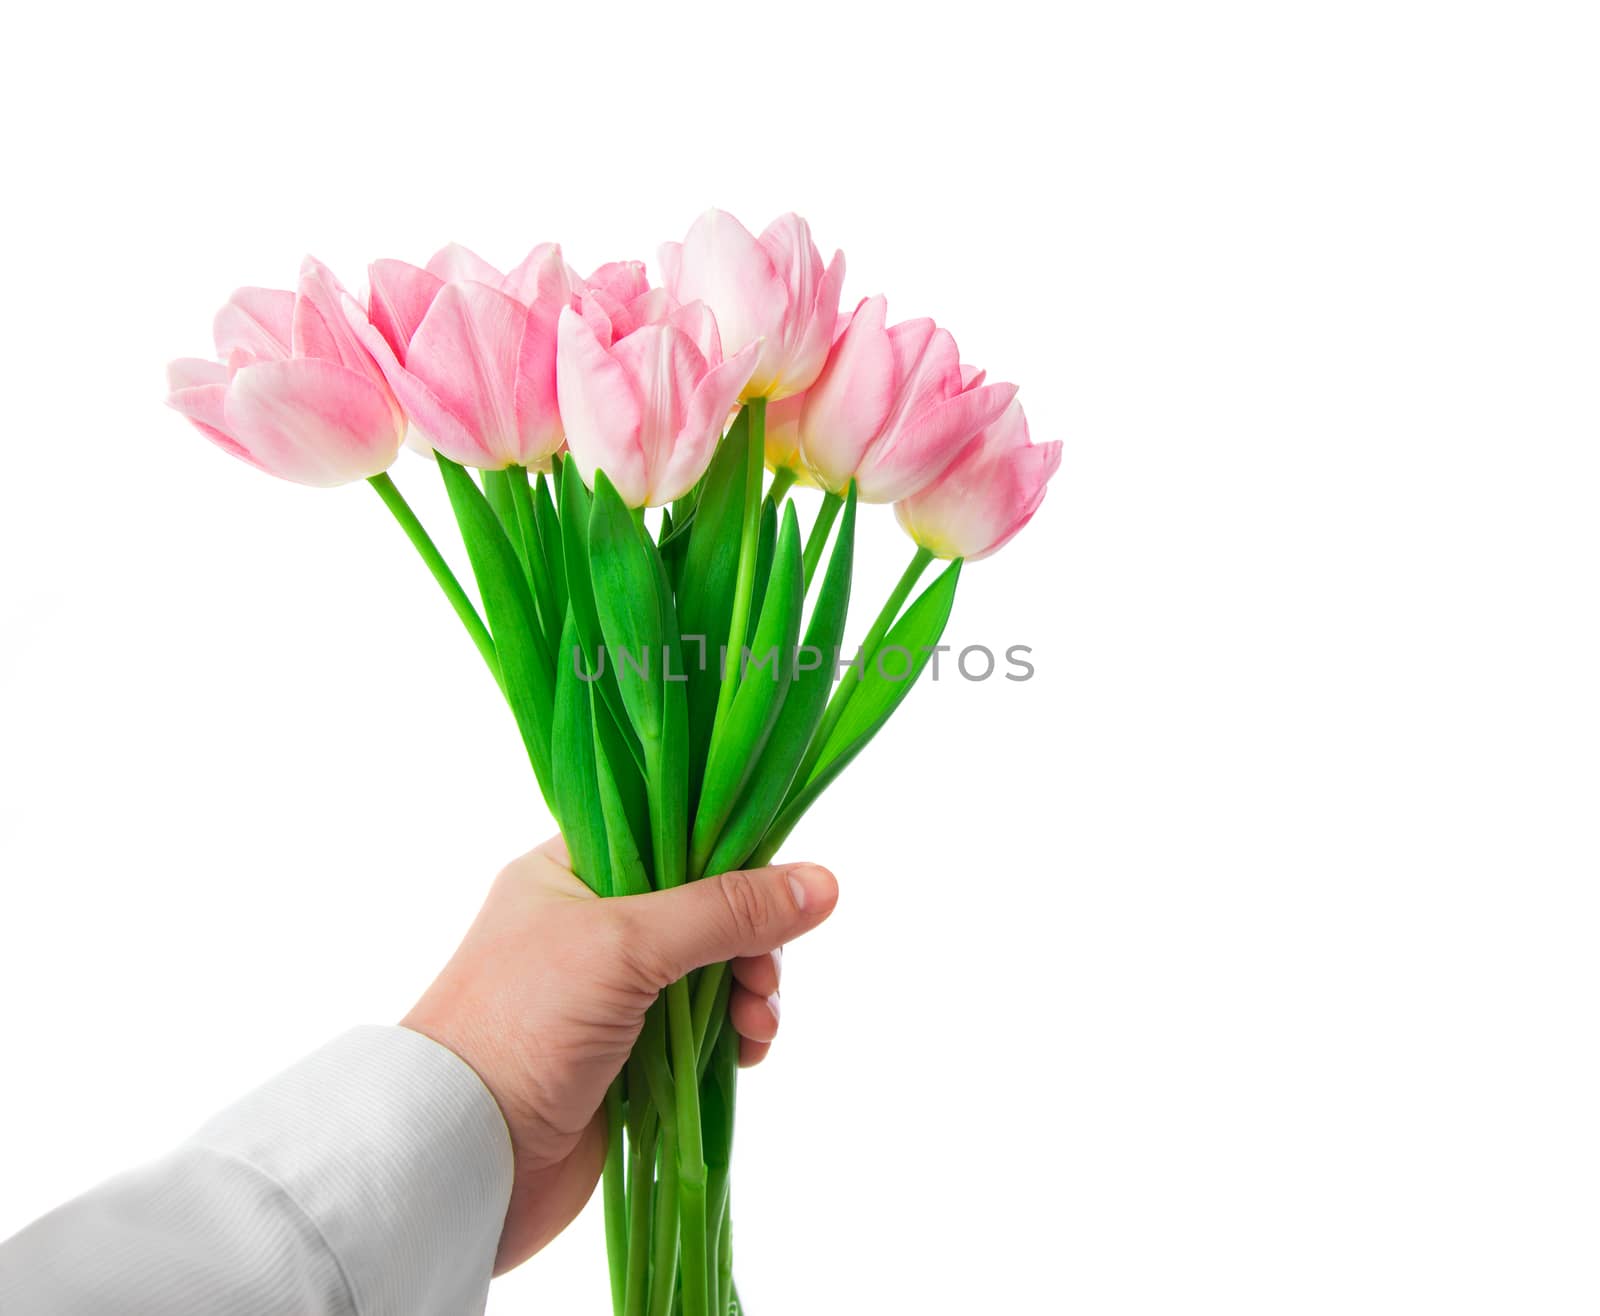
[187,1024,513,1315]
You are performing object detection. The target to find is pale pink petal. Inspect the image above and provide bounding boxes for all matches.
[426,243,504,285]
[500,242,572,306]
[667,300,723,363]
[556,308,646,505]
[402,281,531,467]
[167,360,253,465]
[856,380,1019,503]
[167,358,227,391]
[797,296,896,491]
[294,259,398,416]
[611,324,704,490]
[654,341,760,506]
[773,249,845,399]
[582,260,649,306]
[577,295,616,344]
[367,260,443,358]
[665,209,783,364]
[896,407,1061,560]
[221,358,401,486]
[656,241,682,291]
[611,287,672,338]
[347,307,481,462]
[511,304,565,467]
[962,440,1062,560]
[213,287,294,362]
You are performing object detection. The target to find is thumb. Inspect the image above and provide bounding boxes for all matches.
[611,862,839,989]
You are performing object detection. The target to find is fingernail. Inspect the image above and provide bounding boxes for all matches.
[766,992,782,1023]
[786,864,835,914]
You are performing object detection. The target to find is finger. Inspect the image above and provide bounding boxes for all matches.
[610,863,838,989]
[738,1037,772,1068]
[729,984,780,1045]
[731,949,781,997]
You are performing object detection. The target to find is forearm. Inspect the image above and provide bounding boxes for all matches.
[0,1026,513,1314]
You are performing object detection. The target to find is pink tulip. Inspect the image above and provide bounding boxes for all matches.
[763,392,814,483]
[893,398,1062,561]
[556,305,759,507]
[794,296,1018,503]
[166,258,405,487]
[658,210,844,401]
[349,242,581,471]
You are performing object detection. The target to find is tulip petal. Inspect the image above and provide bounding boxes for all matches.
[213,287,294,362]
[667,300,723,363]
[774,249,845,398]
[858,379,1019,503]
[221,358,400,486]
[667,209,783,361]
[367,259,443,358]
[500,242,572,306]
[894,402,1061,560]
[797,296,896,491]
[656,340,760,506]
[583,260,649,307]
[403,281,532,467]
[167,360,257,467]
[426,243,504,285]
[167,357,227,391]
[611,324,705,492]
[556,308,646,505]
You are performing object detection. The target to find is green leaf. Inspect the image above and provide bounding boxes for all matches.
[704,488,855,876]
[479,469,528,581]
[508,466,561,651]
[589,471,688,889]
[689,501,804,877]
[437,454,555,800]
[744,495,778,650]
[594,688,652,896]
[589,472,669,742]
[752,557,961,865]
[551,607,611,896]
[676,411,752,806]
[560,462,644,778]
[535,468,566,626]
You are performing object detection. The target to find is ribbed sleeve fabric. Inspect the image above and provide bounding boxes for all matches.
[0,1025,515,1315]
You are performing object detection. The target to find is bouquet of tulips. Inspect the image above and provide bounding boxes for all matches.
[167,210,1060,1315]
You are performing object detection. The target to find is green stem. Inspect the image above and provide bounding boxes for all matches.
[367,474,500,687]
[624,1112,657,1316]
[800,489,844,592]
[794,544,933,788]
[668,977,709,1316]
[648,1120,681,1316]
[508,465,559,639]
[604,1079,628,1316]
[710,400,766,738]
[766,464,797,507]
[690,959,734,1068]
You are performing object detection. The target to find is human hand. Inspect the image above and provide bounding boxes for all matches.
[401,837,839,1272]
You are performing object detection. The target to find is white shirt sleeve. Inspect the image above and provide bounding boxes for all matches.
[0,1025,514,1315]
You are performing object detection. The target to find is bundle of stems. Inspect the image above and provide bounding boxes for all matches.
[372,399,960,1314]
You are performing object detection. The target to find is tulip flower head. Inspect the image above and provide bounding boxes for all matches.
[166,259,406,487]
[795,296,1018,503]
[354,243,586,471]
[894,398,1062,561]
[659,210,844,401]
[556,305,759,508]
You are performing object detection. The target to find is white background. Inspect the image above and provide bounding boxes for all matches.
[2,2,1597,1312]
